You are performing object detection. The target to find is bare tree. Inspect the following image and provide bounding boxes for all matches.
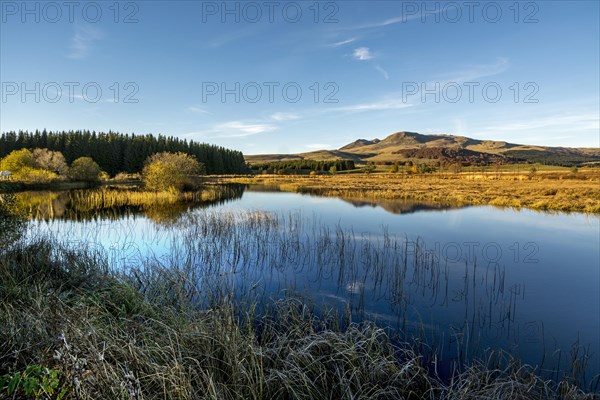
[33,148,68,175]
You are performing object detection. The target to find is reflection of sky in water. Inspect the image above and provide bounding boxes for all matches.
[27,190,600,382]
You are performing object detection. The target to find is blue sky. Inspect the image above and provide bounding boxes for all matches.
[1,1,599,154]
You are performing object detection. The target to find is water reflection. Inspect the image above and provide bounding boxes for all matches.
[10,184,245,224]
[11,184,464,223]
[14,185,600,390]
[340,197,457,214]
[243,184,461,215]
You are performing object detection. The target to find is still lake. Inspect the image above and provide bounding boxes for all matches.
[23,185,600,385]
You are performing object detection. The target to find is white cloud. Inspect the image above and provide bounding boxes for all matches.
[354,16,407,29]
[333,98,413,113]
[186,105,210,114]
[328,38,357,47]
[215,121,276,137]
[353,47,373,60]
[67,26,104,59]
[270,112,300,121]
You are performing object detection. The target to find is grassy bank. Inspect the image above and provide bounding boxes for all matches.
[0,239,595,399]
[222,170,600,213]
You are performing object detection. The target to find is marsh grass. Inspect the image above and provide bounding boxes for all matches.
[1,207,598,398]
[11,185,244,222]
[0,240,595,399]
[223,171,600,213]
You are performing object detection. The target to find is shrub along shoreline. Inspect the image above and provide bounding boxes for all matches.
[0,238,597,399]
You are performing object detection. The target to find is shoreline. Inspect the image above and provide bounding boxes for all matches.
[219,171,600,213]
[2,169,600,214]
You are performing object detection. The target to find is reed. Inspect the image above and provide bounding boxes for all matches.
[1,208,597,398]
[221,171,600,213]
[10,185,245,222]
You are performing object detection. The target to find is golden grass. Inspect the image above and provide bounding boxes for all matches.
[220,170,600,213]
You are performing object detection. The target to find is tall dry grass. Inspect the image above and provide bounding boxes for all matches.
[1,238,596,399]
[1,206,598,398]
[222,170,600,213]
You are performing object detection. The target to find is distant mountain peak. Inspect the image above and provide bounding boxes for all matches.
[339,138,381,151]
[379,131,429,145]
[245,130,600,166]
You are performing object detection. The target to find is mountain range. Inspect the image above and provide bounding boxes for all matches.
[245,132,600,166]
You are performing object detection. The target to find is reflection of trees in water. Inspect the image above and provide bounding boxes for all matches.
[13,184,245,224]
[340,197,459,214]
[245,185,461,215]
[0,194,25,246]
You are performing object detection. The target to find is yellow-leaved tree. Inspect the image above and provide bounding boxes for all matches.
[142,152,205,193]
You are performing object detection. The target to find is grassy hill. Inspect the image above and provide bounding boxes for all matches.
[245,131,600,167]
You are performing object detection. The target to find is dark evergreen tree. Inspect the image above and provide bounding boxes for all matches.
[250,159,355,172]
[0,130,248,176]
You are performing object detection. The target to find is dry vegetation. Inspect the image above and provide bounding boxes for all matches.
[221,170,600,213]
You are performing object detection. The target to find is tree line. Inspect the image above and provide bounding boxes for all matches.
[0,130,248,175]
[251,159,355,172]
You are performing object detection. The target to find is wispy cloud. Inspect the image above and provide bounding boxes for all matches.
[328,38,357,47]
[353,47,374,60]
[349,9,442,30]
[67,26,104,59]
[186,105,210,114]
[352,48,389,79]
[333,98,413,113]
[270,112,300,121]
[438,57,510,84]
[483,113,599,133]
[375,64,389,80]
[214,121,276,137]
[268,96,414,121]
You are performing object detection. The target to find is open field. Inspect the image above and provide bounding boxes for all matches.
[219,169,600,213]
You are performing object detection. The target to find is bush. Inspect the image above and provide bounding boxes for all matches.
[17,168,59,183]
[68,157,102,182]
[528,166,537,180]
[142,152,205,192]
[362,163,375,174]
[32,148,68,176]
[0,149,70,182]
[1,365,67,399]
[113,172,141,181]
[0,149,38,173]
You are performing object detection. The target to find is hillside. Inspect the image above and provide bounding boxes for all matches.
[245,131,600,167]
